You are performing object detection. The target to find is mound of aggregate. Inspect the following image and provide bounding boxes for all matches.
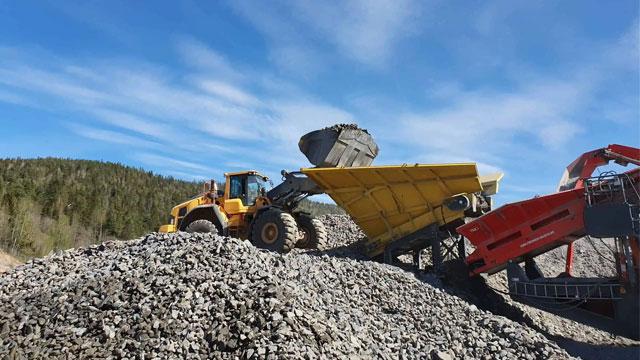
[485,237,640,349]
[0,223,570,359]
[325,123,370,134]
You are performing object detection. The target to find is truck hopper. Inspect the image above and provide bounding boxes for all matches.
[302,164,497,260]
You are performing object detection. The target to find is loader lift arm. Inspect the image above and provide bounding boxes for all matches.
[266,170,323,211]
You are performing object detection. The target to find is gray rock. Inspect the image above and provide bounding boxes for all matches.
[0,215,573,359]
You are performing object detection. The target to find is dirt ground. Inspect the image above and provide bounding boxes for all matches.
[0,250,21,274]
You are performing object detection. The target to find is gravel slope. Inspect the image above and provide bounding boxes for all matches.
[0,215,570,359]
[482,238,639,359]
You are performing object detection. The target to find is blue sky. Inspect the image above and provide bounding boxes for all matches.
[0,1,638,204]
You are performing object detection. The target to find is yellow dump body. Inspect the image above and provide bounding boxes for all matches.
[302,164,484,257]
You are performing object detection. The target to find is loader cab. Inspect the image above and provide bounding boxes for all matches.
[224,171,270,210]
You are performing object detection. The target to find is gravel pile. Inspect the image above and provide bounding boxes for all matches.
[484,238,640,351]
[314,214,366,252]
[0,215,570,359]
[317,216,639,356]
[325,123,370,134]
[534,237,618,278]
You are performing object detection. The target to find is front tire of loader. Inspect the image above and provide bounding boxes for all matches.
[251,209,298,252]
[295,214,327,250]
[185,219,218,235]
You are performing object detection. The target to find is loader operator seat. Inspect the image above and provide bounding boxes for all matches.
[229,174,266,206]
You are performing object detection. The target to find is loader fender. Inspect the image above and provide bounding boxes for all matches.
[179,204,228,235]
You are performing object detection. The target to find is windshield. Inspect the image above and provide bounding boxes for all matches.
[246,175,269,205]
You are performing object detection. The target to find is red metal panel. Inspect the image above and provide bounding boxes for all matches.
[459,188,586,275]
[456,145,639,276]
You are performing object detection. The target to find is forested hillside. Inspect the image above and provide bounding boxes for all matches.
[0,158,201,258]
[0,158,342,259]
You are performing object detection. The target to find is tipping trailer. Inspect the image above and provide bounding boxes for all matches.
[302,165,502,266]
[458,144,640,339]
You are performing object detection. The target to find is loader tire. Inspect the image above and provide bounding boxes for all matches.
[185,219,218,235]
[295,214,328,250]
[251,209,298,253]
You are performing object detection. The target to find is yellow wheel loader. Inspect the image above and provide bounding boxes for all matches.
[158,170,329,252]
[159,124,379,252]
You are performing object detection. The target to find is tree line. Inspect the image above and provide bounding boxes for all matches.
[0,158,342,259]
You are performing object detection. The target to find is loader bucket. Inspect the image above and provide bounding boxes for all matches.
[299,125,379,168]
[302,164,484,257]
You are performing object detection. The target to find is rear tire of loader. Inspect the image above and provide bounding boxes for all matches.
[185,219,218,235]
[295,214,327,250]
[251,209,298,252]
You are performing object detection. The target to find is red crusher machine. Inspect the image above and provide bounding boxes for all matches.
[458,144,640,339]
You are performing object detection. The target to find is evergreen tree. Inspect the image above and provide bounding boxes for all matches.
[0,158,343,259]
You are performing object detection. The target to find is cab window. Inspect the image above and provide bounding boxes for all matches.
[229,175,244,200]
[246,176,260,205]
[229,174,268,206]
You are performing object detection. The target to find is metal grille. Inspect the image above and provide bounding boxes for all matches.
[509,279,622,300]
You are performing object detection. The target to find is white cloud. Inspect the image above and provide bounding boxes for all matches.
[228,1,325,76]
[0,66,109,106]
[0,51,262,142]
[368,21,637,189]
[268,46,323,78]
[175,37,244,80]
[71,125,161,149]
[538,121,582,149]
[0,43,361,179]
[231,0,423,70]
[267,101,355,143]
[606,19,640,72]
[389,64,616,173]
[290,0,422,66]
[134,153,220,174]
[90,109,174,139]
[198,80,260,107]
[0,88,31,106]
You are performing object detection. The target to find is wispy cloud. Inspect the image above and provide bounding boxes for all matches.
[0,41,361,181]
[398,76,586,157]
[197,80,261,107]
[372,19,639,179]
[70,124,162,149]
[0,88,31,107]
[230,0,423,71]
[1,2,636,206]
[288,0,423,67]
[134,153,220,175]
[175,37,245,81]
[90,109,174,139]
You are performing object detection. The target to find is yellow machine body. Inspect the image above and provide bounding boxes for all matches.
[302,163,494,257]
[158,170,270,238]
